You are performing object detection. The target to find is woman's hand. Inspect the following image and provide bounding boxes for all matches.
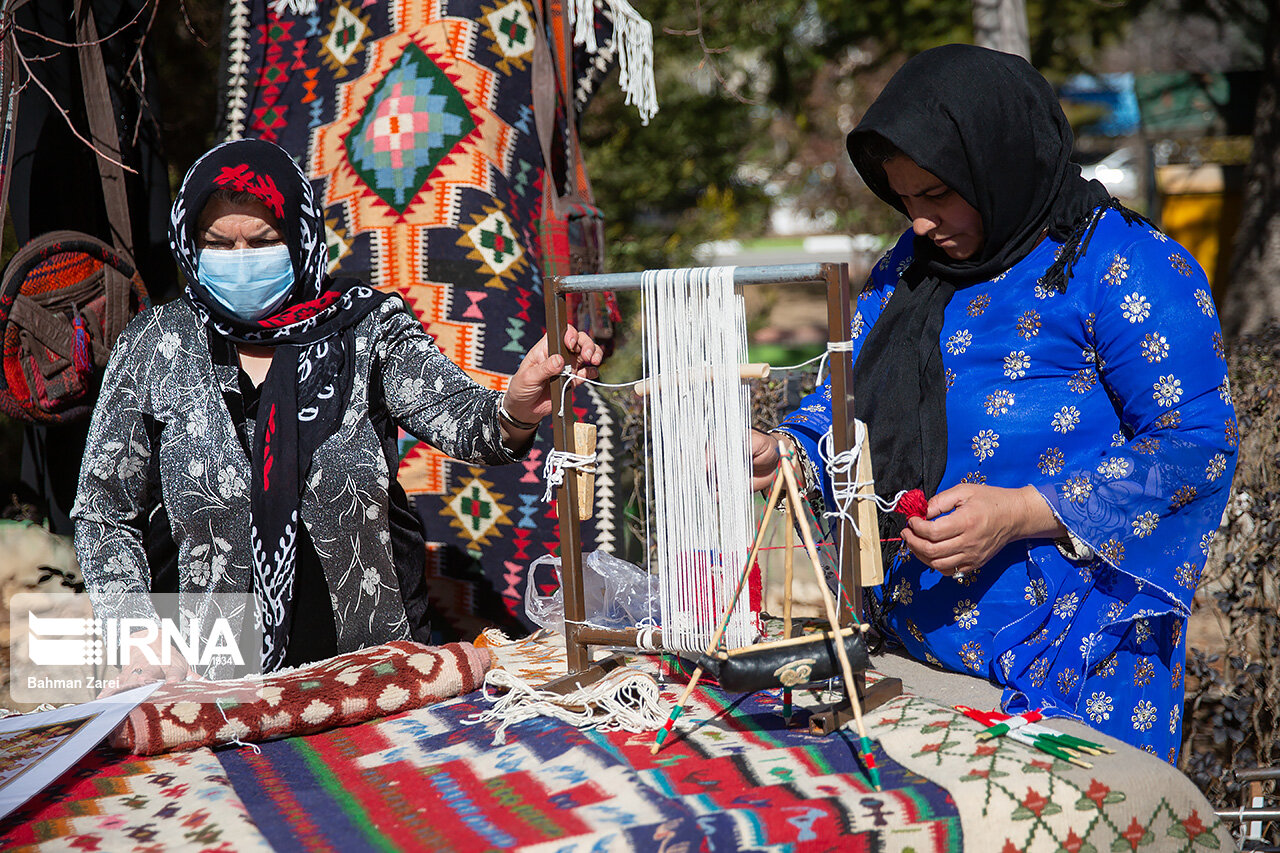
[901,484,1066,576]
[750,430,781,492]
[99,633,203,697]
[749,430,808,494]
[502,325,602,429]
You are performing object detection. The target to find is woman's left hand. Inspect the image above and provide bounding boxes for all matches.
[502,325,602,427]
[901,484,1066,576]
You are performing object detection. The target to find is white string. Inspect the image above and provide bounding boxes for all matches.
[214,697,262,754]
[769,350,829,373]
[555,370,641,417]
[463,666,667,744]
[819,421,908,542]
[540,450,598,502]
[634,618,659,651]
[820,338,856,388]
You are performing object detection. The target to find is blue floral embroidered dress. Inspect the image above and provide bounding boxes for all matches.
[777,210,1237,760]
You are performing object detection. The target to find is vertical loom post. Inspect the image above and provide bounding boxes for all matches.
[808,263,903,734]
[544,276,589,673]
[823,263,861,621]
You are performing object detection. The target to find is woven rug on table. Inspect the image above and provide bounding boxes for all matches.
[474,627,570,683]
[0,746,269,852]
[217,683,963,852]
[111,640,492,755]
[424,629,1234,852]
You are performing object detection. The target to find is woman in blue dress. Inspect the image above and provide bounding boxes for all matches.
[750,45,1236,762]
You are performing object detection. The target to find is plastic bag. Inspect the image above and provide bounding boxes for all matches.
[525,550,654,632]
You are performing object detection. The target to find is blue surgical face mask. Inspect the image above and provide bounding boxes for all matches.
[197,245,296,320]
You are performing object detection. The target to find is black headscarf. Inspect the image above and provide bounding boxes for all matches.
[169,139,387,670]
[845,44,1129,518]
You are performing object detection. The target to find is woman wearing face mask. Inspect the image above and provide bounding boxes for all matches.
[750,45,1235,761]
[72,139,600,684]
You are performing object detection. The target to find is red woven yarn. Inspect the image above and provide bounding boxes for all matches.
[895,488,929,520]
[71,314,92,375]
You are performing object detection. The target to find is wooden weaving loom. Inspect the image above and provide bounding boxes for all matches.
[543,262,902,734]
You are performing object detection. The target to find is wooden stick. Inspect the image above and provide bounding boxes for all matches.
[722,624,861,656]
[783,488,795,724]
[633,363,770,397]
[777,445,880,789]
[652,465,786,755]
[784,498,794,639]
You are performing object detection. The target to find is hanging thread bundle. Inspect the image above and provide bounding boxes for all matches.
[642,266,757,656]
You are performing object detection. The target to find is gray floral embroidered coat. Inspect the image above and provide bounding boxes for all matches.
[72,295,520,656]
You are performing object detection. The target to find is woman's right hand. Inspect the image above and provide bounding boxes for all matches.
[98,632,202,697]
[750,429,781,493]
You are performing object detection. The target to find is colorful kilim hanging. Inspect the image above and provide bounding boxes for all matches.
[218,0,622,634]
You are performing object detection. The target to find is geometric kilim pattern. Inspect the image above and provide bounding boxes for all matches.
[220,0,618,635]
[482,0,536,74]
[0,747,272,851]
[873,694,1231,853]
[445,468,514,550]
[344,42,475,214]
[321,3,370,76]
[459,205,528,289]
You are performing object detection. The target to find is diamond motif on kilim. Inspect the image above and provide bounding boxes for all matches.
[323,216,352,273]
[321,3,368,73]
[461,208,524,283]
[484,0,535,71]
[344,42,475,214]
[445,470,513,547]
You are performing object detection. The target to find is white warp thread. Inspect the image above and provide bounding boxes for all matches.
[463,666,667,745]
[541,449,598,502]
[643,266,756,656]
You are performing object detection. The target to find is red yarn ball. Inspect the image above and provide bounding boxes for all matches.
[895,488,929,520]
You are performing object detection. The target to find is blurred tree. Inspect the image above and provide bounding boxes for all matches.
[581,0,1158,276]
[150,0,224,181]
[1218,0,1278,337]
[974,0,1029,59]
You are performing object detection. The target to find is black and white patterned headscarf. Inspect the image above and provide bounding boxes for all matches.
[169,139,387,670]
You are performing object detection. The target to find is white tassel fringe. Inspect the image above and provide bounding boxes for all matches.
[464,666,667,745]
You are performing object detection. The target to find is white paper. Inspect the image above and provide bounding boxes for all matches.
[0,682,161,823]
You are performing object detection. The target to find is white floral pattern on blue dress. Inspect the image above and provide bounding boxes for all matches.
[777,210,1237,762]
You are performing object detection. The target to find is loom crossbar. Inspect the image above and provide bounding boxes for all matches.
[543,263,899,720]
[557,263,835,293]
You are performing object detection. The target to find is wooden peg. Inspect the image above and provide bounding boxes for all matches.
[572,421,597,521]
[855,440,885,586]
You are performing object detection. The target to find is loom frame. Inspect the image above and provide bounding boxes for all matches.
[543,262,902,726]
